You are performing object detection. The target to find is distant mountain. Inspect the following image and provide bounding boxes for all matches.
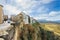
[37,19,60,24]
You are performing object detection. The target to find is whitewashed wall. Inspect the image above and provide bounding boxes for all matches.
[22,13,29,24]
[30,17,33,24]
[32,19,36,23]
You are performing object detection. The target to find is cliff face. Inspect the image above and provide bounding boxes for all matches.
[0,12,60,40]
[3,23,59,40]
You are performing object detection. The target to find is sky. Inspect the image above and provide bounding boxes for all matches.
[0,0,60,21]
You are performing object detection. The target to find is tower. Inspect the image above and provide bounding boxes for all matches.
[0,5,3,24]
[14,12,24,40]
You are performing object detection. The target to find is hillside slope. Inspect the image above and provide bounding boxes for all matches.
[40,23,60,36]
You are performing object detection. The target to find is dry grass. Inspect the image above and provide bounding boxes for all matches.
[40,23,60,36]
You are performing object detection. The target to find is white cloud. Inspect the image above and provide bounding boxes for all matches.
[46,11,60,21]
[49,11,60,16]
[1,0,54,15]
[15,0,52,10]
[0,0,6,5]
[14,0,41,15]
[41,0,54,4]
[14,0,55,17]
[46,16,60,21]
[34,14,49,20]
[23,10,32,15]
[15,0,37,9]
[37,6,49,13]
[3,4,21,15]
[15,0,54,10]
[1,0,59,21]
[34,11,60,21]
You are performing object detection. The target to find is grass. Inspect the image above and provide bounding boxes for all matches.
[40,23,60,36]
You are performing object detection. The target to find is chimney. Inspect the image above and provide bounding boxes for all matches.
[0,5,3,24]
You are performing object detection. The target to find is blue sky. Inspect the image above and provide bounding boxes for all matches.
[0,0,60,21]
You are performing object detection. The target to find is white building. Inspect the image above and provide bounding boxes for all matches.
[30,17,33,24]
[21,12,29,24]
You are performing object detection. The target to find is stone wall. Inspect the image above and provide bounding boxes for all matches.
[3,15,8,21]
[0,5,3,24]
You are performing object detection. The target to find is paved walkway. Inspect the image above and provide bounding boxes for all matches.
[0,38,4,40]
[0,21,11,36]
[0,21,10,30]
